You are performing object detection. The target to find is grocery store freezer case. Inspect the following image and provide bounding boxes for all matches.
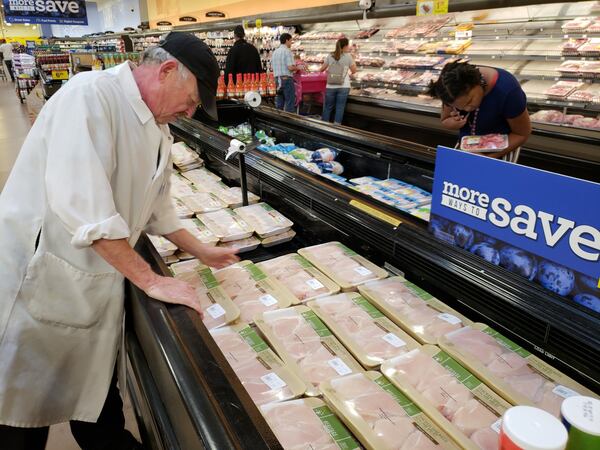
[125,102,599,449]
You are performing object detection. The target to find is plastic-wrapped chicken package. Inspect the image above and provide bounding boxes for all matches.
[180,218,219,246]
[170,172,197,197]
[209,323,305,405]
[321,371,462,450]
[204,181,260,208]
[382,346,513,450]
[180,167,221,186]
[358,276,471,345]
[179,191,227,214]
[257,253,340,303]
[260,398,361,450]
[234,203,294,238]
[255,306,364,396]
[218,236,261,253]
[439,324,599,417]
[260,229,297,247]
[298,242,388,291]
[172,197,194,219]
[196,209,254,242]
[308,293,420,368]
[171,141,203,171]
[147,234,178,257]
[168,260,239,330]
[212,261,296,324]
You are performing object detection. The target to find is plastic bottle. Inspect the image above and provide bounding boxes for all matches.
[227,73,234,99]
[216,75,226,100]
[236,73,244,98]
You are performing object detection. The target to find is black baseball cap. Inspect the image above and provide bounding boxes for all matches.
[159,32,219,120]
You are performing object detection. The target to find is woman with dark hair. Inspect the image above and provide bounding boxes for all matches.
[428,62,531,161]
[320,38,357,124]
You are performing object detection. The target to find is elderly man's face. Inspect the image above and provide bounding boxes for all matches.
[152,60,200,124]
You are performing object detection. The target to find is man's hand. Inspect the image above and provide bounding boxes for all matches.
[198,245,239,269]
[145,276,204,317]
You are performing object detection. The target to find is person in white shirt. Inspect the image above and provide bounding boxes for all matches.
[320,38,357,125]
[0,39,15,82]
[0,32,238,450]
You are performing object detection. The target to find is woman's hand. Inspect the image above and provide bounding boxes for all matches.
[442,110,468,130]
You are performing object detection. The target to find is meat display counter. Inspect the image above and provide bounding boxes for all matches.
[125,101,599,449]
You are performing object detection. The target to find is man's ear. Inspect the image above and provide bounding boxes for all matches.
[158,59,179,82]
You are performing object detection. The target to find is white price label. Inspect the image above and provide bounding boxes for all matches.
[206,304,226,319]
[553,385,579,399]
[437,313,462,325]
[354,266,373,276]
[381,333,407,348]
[306,278,325,290]
[490,419,502,434]
[259,294,278,307]
[328,357,353,376]
[260,372,287,390]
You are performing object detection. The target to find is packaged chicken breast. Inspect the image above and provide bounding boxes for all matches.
[359,276,471,345]
[260,229,297,248]
[260,398,361,450]
[257,253,340,303]
[255,306,364,396]
[459,134,509,153]
[178,191,227,214]
[171,141,203,171]
[172,197,194,219]
[212,261,296,324]
[234,203,294,238]
[439,324,599,417]
[147,234,178,257]
[308,293,420,368]
[180,167,221,186]
[206,181,260,208]
[180,218,219,246]
[382,346,513,450]
[209,323,305,405]
[196,209,254,242]
[170,172,197,197]
[321,371,462,450]
[217,236,261,253]
[168,260,240,330]
[298,242,388,291]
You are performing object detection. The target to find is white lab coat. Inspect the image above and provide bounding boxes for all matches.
[0,62,182,427]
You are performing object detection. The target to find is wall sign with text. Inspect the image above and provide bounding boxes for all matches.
[3,0,88,25]
[430,147,600,313]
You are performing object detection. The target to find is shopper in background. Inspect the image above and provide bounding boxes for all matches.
[0,39,15,82]
[428,61,531,162]
[225,25,263,81]
[0,32,238,450]
[272,32,298,112]
[320,37,357,125]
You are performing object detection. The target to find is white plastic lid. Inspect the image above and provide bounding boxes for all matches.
[502,406,568,450]
[561,396,600,437]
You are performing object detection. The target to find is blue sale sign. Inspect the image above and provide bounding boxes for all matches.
[431,147,600,284]
[3,0,88,25]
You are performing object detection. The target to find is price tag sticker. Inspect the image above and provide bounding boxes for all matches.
[354,266,373,276]
[51,69,69,80]
[206,304,226,319]
[382,333,407,348]
[259,294,278,307]
[553,385,579,399]
[260,372,287,390]
[306,278,325,290]
[437,313,462,325]
[328,357,353,376]
[490,419,502,434]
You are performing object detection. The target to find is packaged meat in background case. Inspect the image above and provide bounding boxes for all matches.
[209,323,305,405]
[460,134,509,153]
[168,260,240,330]
[170,172,197,197]
[217,235,261,253]
[172,197,194,219]
[234,203,294,238]
[308,293,420,368]
[438,324,600,417]
[260,229,297,247]
[213,261,296,324]
[171,141,203,171]
[359,276,471,345]
[180,167,221,185]
[321,371,462,450]
[257,253,340,303]
[255,306,364,396]
[298,242,388,291]
[196,209,255,242]
[382,345,513,450]
[147,234,178,257]
[178,191,227,214]
[260,398,361,450]
[180,218,219,246]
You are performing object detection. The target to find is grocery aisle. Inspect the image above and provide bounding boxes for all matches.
[0,80,30,191]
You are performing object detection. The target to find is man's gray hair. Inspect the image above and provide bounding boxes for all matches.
[141,46,190,79]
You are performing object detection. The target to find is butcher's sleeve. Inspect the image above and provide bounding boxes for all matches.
[144,163,183,236]
[44,82,131,249]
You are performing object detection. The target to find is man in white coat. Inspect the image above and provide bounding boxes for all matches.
[0,32,238,449]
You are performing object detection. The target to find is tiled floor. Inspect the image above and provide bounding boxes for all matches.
[0,79,141,449]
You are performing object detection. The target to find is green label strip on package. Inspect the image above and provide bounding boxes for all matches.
[374,375,422,417]
[293,254,314,269]
[353,296,385,319]
[433,350,482,390]
[301,311,333,338]
[239,326,269,353]
[403,280,433,301]
[338,243,358,257]
[482,327,531,358]
[198,267,220,290]
[244,263,267,282]
[313,405,361,450]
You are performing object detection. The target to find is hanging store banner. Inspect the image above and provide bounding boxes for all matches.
[3,0,88,25]
[430,147,600,311]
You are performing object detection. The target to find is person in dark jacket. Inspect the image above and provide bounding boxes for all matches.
[225,25,263,80]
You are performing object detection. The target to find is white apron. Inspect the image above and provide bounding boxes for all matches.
[0,62,182,427]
